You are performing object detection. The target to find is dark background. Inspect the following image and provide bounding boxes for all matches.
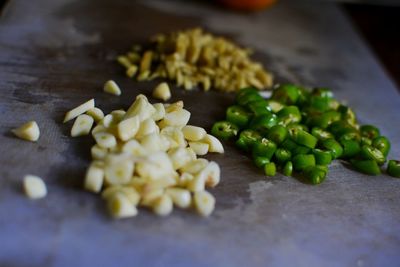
[0,0,398,88]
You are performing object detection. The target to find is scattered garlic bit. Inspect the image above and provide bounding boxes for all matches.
[117,116,140,141]
[104,80,122,96]
[189,141,209,156]
[86,107,105,123]
[152,82,171,101]
[202,134,224,153]
[84,164,104,193]
[152,194,173,216]
[71,114,94,137]
[126,65,138,78]
[12,121,40,142]
[117,56,132,69]
[194,191,215,217]
[73,93,224,219]
[64,99,95,123]
[117,28,273,92]
[23,175,47,199]
[182,125,207,141]
[107,192,138,218]
[94,132,117,148]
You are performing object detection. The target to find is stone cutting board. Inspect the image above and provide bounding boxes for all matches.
[0,0,399,266]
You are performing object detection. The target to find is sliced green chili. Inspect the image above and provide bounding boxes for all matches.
[253,156,270,169]
[304,165,328,185]
[211,121,239,141]
[372,136,391,157]
[277,106,302,125]
[283,161,293,176]
[291,144,311,156]
[290,129,318,149]
[249,114,278,133]
[235,129,262,151]
[321,138,343,159]
[309,110,341,129]
[350,159,381,175]
[293,154,316,172]
[274,148,292,164]
[360,125,380,140]
[340,139,361,159]
[237,91,264,106]
[267,125,288,145]
[313,149,332,165]
[247,100,271,116]
[360,145,386,165]
[387,160,400,178]
[264,162,276,176]
[252,138,277,160]
[226,105,251,128]
[311,127,334,141]
[271,84,300,105]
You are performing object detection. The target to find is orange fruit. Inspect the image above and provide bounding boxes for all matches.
[219,0,277,11]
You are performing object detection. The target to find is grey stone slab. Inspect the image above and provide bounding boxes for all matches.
[0,0,399,267]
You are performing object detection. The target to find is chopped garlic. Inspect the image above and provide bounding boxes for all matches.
[180,158,208,174]
[23,175,47,199]
[164,101,184,113]
[92,124,107,135]
[12,121,40,142]
[152,194,173,216]
[84,164,104,193]
[189,141,209,156]
[86,107,104,123]
[168,147,193,170]
[198,161,220,188]
[107,192,138,218]
[125,94,156,121]
[140,188,164,207]
[194,191,215,217]
[187,173,206,192]
[94,132,117,148]
[64,99,95,123]
[136,151,175,180]
[135,118,159,138]
[166,188,191,209]
[91,145,108,160]
[71,94,222,219]
[104,80,122,96]
[162,109,191,127]
[152,103,166,121]
[111,109,126,120]
[202,134,224,153]
[117,116,140,141]
[71,114,94,137]
[102,186,140,206]
[140,132,168,152]
[101,114,115,128]
[152,82,171,101]
[182,125,207,141]
[122,139,146,156]
[104,159,134,185]
[178,172,194,187]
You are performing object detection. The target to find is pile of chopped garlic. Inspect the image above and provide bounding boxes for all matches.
[63,86,224,218]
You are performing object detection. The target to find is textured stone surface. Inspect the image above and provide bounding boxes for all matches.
[0,1,399,266]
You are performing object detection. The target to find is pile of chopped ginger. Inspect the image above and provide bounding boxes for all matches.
[118,28,273,92]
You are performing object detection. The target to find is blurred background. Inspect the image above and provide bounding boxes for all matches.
[1,0,397,87]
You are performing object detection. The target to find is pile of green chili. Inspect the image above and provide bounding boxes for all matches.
[211,85,400,184]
